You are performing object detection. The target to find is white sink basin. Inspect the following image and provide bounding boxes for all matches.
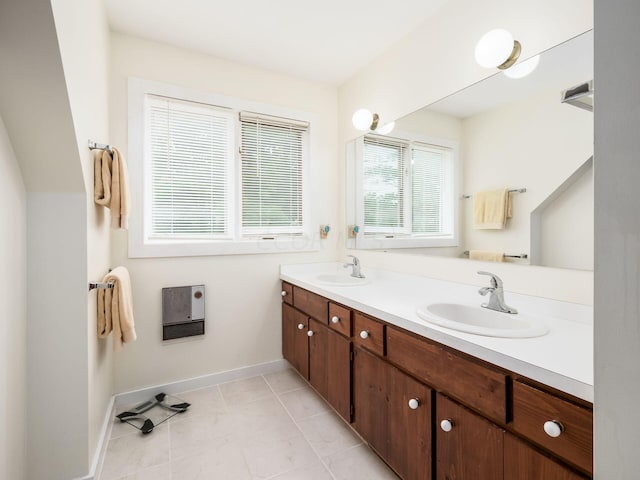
[314,273,370,287]
[416,303,549,338]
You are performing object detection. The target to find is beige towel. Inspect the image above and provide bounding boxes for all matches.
[94,147,130,230]
[469,250,505,262]
[472,188,512,229]
[97,266,136,351]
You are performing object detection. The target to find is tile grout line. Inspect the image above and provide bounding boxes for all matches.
[262,373,340,480]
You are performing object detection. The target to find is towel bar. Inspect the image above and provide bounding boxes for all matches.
[463,251,528,259]
[88,140,113,153]
[462,188,526,199]
[88,282,114,292]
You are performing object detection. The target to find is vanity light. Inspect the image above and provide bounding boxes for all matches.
[352,108,379,131]
[503,55,540,79]
[474,29,521,70]
[352,108,394,134]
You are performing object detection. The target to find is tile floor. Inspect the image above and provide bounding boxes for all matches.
[98,369,399,480]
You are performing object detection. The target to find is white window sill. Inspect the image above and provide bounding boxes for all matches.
[354,235,458,250]
[128,236,320,258]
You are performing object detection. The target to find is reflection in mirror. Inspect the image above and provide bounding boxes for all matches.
[346,30,593,271]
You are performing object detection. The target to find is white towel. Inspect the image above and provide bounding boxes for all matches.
[94,147,130,230]
[97,266,136,351]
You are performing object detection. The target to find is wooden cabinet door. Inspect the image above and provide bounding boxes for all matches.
[353,347,390,459]
[354,347,431,480]
[326,327,352,422]
[436,393,504,480]
[282,303,309,379]
[308,318,329,399]
[387,362,432,480]
[504,434,588,480]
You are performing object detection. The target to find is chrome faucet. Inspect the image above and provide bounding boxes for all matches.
[344,255,365,278]
[477,271,518,314]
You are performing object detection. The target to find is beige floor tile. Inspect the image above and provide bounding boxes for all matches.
[169,410,241,460]
[169,385,226,421]
[325,444,399,480]
[269,461,334,480]
[241,435,318,479]
[278,386,331,421]
[109,463,171,480]
[100,426,170,480]
[297,411,362,458]
[263,368,308,393]
[219,375,274,406]
[170,436,252,480]
[231,396,300,442]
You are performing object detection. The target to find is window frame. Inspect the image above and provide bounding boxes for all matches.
[128,78,316,258]
[353,130,460,250]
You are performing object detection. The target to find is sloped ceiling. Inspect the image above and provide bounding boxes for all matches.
[0,0,84,192]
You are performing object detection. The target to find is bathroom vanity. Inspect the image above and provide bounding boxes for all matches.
[280,263,593,479]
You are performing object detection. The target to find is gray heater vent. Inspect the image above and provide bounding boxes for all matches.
[162,285,205,340]
[561,80,594,112]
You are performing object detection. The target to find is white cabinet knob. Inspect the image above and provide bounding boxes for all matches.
[297,323,305,330]
[440,419,453,432]
[408,398,420,410]
[331,316,340,324]
[307,330,314,337]
[543,420,564,438]
[360,330,369,339]
[281,291,287,297]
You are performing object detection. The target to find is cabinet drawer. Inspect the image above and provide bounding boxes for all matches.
[512,381,593,475]
[293,286,328,323]
[354,312,385,356]
[281,282,293,305]
[329,303,352,338]
[387,326,507,423]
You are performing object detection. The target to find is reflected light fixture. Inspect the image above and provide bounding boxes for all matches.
[474,29,521,70]
[503,54,540,79]
[352,108,395,134]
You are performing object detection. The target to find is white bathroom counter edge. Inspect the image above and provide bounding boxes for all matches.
[280,262,593,403]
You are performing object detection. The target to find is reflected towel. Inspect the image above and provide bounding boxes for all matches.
[469,250,505,262]
[472,188,512,229]
[94,147,130,229]
[97,266,136,351]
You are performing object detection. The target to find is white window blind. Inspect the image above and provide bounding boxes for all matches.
[412,143,448,234]
[147,95,233,238]
[362,136,409,232]
[240,112,307,235]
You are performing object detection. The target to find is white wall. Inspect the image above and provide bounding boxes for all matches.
[0,116,27,480]
[338,0,594,305]
[50,0,114,468]
[109,33,339,392]
[594,0,640,477]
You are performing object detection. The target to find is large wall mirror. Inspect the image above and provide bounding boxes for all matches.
[346,30,593,271]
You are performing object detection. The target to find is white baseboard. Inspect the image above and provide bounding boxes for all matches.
[80,358,289,479]
[115,358,289,406]
[73,396,116,480]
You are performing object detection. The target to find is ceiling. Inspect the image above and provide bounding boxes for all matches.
[103,0,450,85]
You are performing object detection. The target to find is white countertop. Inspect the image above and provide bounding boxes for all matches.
[280,262,593,402]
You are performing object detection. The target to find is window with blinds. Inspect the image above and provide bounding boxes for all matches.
[240,113,307,235]
[362,135,453,237]
[412,143,449,234]
[147,95,233,238]
[363,136,409,232]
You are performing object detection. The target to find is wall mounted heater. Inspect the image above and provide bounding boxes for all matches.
[561,80,594,112]
[162,285,205,340]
